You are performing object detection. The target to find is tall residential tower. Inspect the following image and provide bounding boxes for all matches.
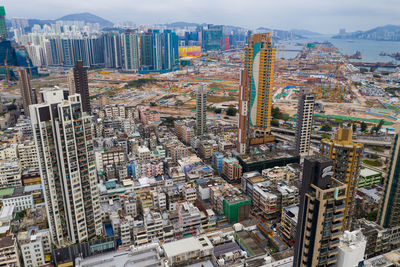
[378,125,400,227]
[320,128,363,231]
[237,70,250,154]
[18,68,36,116]
[73,60,91,113]
[196,85,207,136]
[295,88,315,155]
[294,155,347,267]
[244,33,275,138]
[30,88,102,246]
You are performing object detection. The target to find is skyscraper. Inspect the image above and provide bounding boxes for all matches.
[103,32,122,69]
[30,88,102,246]
[140,31,153,70]
[162,30,178,71]
[152,30,163,71]
[237,70,250,154]
[196,85,207,136]
[73,60,91,113]
[245,33,275,138]
[295,88,315,155]
[294,155,347,267]
[203,25,223,51]
[378,125,400,228]
[18,68,36,116]
[121,32,140,72]
[320,128,363,231]
[0,6,8,40]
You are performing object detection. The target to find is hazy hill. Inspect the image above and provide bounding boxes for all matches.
[57,12,113,27]
[333,25,400,41]
[291,29,323,36]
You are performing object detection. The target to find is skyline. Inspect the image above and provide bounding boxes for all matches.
[3,0,400,34]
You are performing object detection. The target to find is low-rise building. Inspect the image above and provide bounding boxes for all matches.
[0,160,21,188]
[2,187,34,212]
[280,205,298,244]
[18,227,51,267]
[0,235,20,267]
[75,243,164,267]
[359,168,382,188]
[178,202,202,237]
[337,230,366,267]
[222,158,242,181]
[162,235,214,265]
[17,141,38,170]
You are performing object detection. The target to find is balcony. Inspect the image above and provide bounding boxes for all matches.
[329,247,339,255]
[333,213,344,220]
[332,222,342,229]
[335,204,345,211]
[331,231,341,238]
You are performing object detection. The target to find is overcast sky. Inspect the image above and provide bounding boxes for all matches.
[3,0,399,34]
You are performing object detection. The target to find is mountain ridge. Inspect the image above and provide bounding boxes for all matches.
[333,24,400,41]
[56,12,114,27]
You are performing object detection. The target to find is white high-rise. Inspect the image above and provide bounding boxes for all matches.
[30,88,102,246]
[295,88,315,155]
[196,85,207,136]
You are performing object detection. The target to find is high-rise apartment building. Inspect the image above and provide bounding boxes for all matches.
[244,33,275,137]
[140,32,153,69]
[295,88,315,155]
[378,125,400,227]
[237,70,250,154]
[294,155,347,267]
[203,25,223,51]
[102,32,123,69]
[320,128,363,231]
[196,85,207,136]
[162,29,178,71]
[152,30,163,71]
[122,32,140,72]
[0,6,8,40]
[73,60,91,113]
[18,68,36,116]
[30,88,102,246]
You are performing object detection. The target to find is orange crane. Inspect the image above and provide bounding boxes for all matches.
[3,48,9,83]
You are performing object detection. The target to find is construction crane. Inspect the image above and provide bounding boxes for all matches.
[25,56,32,79]
[3,49,9,83]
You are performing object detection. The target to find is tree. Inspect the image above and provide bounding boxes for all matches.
[281,113,290,121]
[321,133,330,139]
[271,119,279,127]
[366,210,378,221]
[7,104,17,111]
[271,106,282,119]
[361,121,367,132]
[214,108,222,114]
[226,107,237,116]
[372,119,384,134]
[320,124,332,132]
[150,102,157,107]
[352,123,357,132]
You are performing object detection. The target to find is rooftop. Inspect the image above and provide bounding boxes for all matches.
[0,235,15,249]
[360,168,381,177]
[75,244,162,267]
[162,236,213,258]
[238,149,297,164]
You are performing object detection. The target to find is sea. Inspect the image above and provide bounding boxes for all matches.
[277,35,400,64]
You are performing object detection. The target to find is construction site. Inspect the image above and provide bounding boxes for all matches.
[0,41,398,124]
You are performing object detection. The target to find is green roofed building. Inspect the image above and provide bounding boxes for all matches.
[359,168,382,187]
[223,195,251,223]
